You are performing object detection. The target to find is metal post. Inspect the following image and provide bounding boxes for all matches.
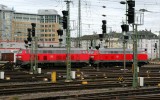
[159,31,160,60]
[34,36,38,74]
[78,0,81,48]
[30,40,33,72]
[123,0,127,71]
[123,37,126,70]
[132,24,138,88]
[65,0,72,82]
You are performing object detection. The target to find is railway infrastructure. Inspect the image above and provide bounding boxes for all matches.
[1,64,160,99]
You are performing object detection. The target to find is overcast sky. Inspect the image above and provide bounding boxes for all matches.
[0,0,160,37]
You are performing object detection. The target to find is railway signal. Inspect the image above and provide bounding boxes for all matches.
[95,46,100,50]
[57,29,63,46]
[121,24,129,32]
[127,0,135,24]
[62,10,68,29]
[27,28,32,42]
[31,23,36,37]
[155,43,157,49]
[57,29,63,36]
[99,34,103,41]
[24,40,28,48]
[102,20,106,34]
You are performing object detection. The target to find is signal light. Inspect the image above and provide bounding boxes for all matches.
[59,38,63,42]
[27,28,32,42]
[62,10,68,29]
[57,29,63,36]
[31,23,36,37]
[32,28,35,37]
[124,35,129,40]
[91,40,93,47]
[127,0,135,24]
[102,20,106,34]
[99,34,103,41]
[155,43,157,49]
[95,46,100,50]
[121,24,129,32]
[24,40,28,44]
[27,37,32,42]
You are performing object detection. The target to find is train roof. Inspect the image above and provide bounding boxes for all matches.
[99,48,144,51]
[22,47,87,51]
[99,48,131,51]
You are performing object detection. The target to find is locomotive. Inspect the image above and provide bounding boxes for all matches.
[16,48,90,67]
[16,47,148,67]
[91,48,148,67]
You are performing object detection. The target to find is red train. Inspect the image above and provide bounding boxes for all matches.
[90,48,148,67]
[16,48,90,67]
[16,48,148,67]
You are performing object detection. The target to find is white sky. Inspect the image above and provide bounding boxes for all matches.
[0,0,160,37]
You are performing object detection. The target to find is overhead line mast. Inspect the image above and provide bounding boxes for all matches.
[78,0,82,48]
[64,0,72,82]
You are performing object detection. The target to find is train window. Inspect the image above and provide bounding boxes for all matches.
[38,50,41,53]
[70,50,74,53]
[114,51,118,53]
[82,50,86,54]
[88,50,94,54]
[61,50,66,53]
[43,50,48,53]
[48,50,52,53]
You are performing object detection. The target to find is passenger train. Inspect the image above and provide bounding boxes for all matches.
[16,48,148,67]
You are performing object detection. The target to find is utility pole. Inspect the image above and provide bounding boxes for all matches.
[34,36,38,74]
[132,24,138,88]
[31,23,37,74]
[65,0,72,82]
[27,28,34,73]
[120,0,128,71]
[123,0,127,71]
[31,40,34,72]
[159,31,160,60]
[78,0,82,48]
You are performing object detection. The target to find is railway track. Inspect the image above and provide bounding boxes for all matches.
[1,86,160,99]
[1,64,160,99]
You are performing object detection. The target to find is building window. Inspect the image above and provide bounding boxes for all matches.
[41,25,44,27]
[41,34,44,37]
[52,34,55,37]
[52,29,55,32]
[52,38,55,41]
[41,29,44,32]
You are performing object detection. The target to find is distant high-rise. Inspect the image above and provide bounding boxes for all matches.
[0,5,63,45]
[0,4,14,41]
